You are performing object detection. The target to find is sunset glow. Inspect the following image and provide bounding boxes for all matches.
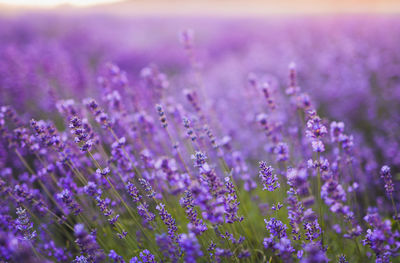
[0,0,399,14]
[0,0,122,7]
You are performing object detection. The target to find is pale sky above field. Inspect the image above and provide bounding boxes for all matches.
[1,0,399,14]
[0,0,122,6]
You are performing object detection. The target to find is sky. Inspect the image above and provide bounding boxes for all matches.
[0,0,399,14]
[0,0,122,7]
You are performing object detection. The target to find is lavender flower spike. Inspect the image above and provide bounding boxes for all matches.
[259,161,280,191]
[16,207,36,241]
[380,165,394,195]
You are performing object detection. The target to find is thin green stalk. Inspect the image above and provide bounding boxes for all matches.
[316,152,325,246]
[391,194,398,219]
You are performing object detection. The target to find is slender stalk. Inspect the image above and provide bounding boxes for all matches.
[316,152,325,246]
[391,194,398,220]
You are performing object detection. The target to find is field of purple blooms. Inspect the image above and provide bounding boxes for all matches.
[0,15,399,262]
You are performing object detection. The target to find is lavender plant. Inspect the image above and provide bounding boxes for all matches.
[0,17,399,263]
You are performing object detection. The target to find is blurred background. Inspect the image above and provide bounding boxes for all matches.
[0,0,400,170]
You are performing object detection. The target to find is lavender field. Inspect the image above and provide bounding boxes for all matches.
[0,14,400,262]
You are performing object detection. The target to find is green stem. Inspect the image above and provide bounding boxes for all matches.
[316,152,325,246]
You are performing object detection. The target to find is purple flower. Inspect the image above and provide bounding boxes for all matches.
[380,165,394,195]
[96,167,110,177]
[137,202,155,225]
[362,209,400,262]
[304,220,322,241]
[192,151,207,168]
[286,62,300,95]
[190,179,225,224]
[129,257,140,263]
[139,249,156,263]
[178,233,203,262]
[74,224,104,262]
[68,116,96,152]
[215,248,233,261]
[156,203,178,243]
[311,140,325,152]
[15,207,36,241]
[183,117,197,141]
[155,104,168,128]
[184,89,201,113]
[321,179,347,214]
[260,82,275,109]
[180,190,207,235]
[140,64,169,92]
[306,112,327,153]
[286,168,310,196]
[84,98,112,129]
[126,181,142,203]
[138,178,155,198]
[300,242,328,263]
[109,250,125,263]
[73,255,89,263]
[93,195,119,227]
[330,121,345,143]
[265,218,287,239]
[274,142,289,162]
[84,181,102,197]
[56,189,82,216]
[338,255,348,263]
[156,233,179,260]
[286,189,304,239]
[274,237,295,259]
[223,177,243,223]
[259,162,280,191]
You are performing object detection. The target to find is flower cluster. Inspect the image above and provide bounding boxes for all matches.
[15,207,36,241]
[259,162,280,191]
[306,111,327,152]
[0,21,399,263]
[56,189,82,216]
[380,165,394,195]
